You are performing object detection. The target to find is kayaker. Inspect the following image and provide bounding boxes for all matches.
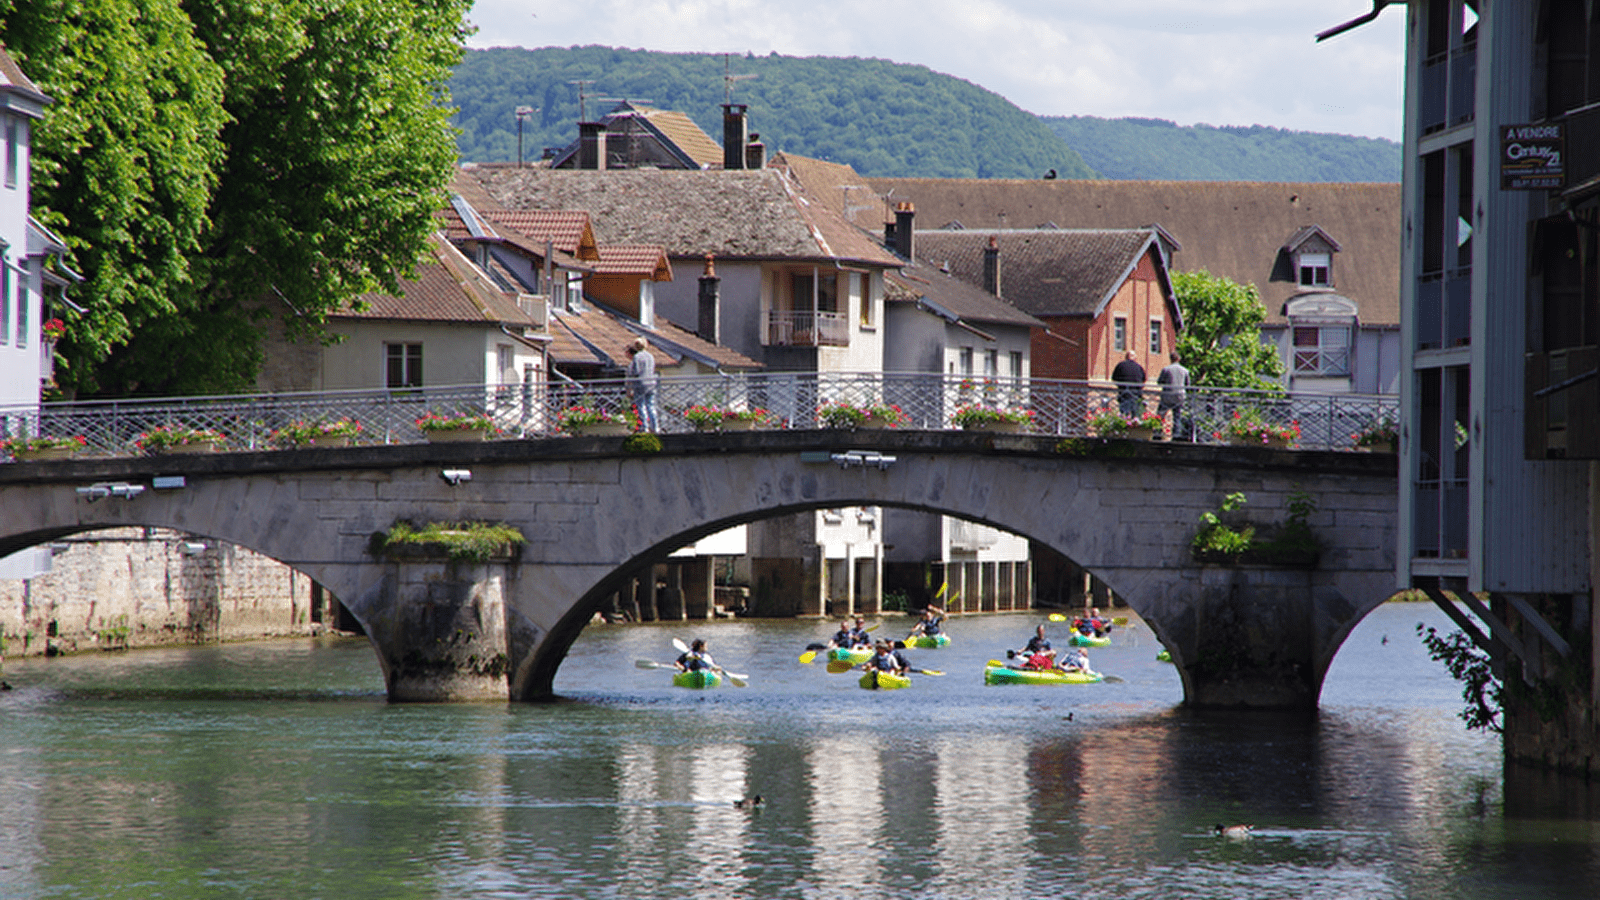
[828,619,854,649]
[911,605,946,638]
[675,638,718,673]
[866,639,910,675]
[1016,624,1056,669]
[1060,647,1090,673]
[849,616,871,647]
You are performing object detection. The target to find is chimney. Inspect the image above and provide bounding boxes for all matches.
[578,121,607,170]
[697,254,721,344]
[983,235,1002,297]
[745,132,766,170]
[893,202,916,260]
[722,104,748,170]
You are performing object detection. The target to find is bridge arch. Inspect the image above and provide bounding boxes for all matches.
[0,431,1397,708]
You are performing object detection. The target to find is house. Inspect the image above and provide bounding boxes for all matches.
[0,47,58,418]
[914,225,1181,387]
[454,124,906,618]
[866,176,1402,395]
[547,100,732,171]
[0,46,75,583]
[881,244,1048,614]
[256,232,548,395]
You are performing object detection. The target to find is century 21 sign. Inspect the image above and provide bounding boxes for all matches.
[1501,123,1564,190]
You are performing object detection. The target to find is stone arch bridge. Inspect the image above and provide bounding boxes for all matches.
[0,430,1397,709]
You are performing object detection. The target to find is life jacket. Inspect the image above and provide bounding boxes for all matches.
[1024,653,1053,671]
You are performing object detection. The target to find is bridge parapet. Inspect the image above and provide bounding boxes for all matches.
[1,373,1397,459]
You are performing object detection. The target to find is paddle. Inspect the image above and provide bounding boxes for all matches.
[799,650,820,665]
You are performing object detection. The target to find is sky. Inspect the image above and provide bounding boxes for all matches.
[463,0,1408,142]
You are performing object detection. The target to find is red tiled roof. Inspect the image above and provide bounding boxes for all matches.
[592,245,673,279]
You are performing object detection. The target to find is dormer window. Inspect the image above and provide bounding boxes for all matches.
[1281,225,1341,290]
[1298,252,1331,287]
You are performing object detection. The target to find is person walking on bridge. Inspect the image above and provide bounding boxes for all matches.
[625,337,659,432]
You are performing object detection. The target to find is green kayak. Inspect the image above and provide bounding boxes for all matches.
[1068,632,1111,648]
[983,661,1105,685]
[901,633,951,649]
[672,669,723,689]
[828,646,873,665]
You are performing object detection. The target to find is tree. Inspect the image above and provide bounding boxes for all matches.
[2,0,469,396]
[1170,269,1285,390]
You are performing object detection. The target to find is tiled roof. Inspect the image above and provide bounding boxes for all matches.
[771,152,886,231]
[437,203,590,271]
[868,177,1401,325]
[885,264,1044,330]
[592,245,673,279]
[915,229,1163,318]
[549,302,761,371]
[455,165,902,268]
[340,234,536,326]
[484,209,598,259]
[629,105,724,169]
[0,45,47,109]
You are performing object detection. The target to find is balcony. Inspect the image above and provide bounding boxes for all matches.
[766,309,848,347]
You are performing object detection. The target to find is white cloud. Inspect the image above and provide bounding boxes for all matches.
[464,0,1404,140]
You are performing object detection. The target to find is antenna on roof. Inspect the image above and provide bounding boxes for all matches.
[723,53,757,104]
[568,80,596,120]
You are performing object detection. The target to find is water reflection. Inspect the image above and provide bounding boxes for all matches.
[1,603,1595,898]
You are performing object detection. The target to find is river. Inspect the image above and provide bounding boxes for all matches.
[0,601,1596,899]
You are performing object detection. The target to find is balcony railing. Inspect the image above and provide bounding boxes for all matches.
[0,372,1399,460]
[765,310,848,347]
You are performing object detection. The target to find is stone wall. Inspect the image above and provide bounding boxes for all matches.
[0,528,321,657]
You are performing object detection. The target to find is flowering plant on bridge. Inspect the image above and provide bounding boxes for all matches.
[1221,409,1300,446]
[272,418,361,447]
[817,400,868,428]
[952,404,1032,429]
[1,433,86,459]
[137,424,224,453]
[555,406,636,434]
[863,402,907,426]
[727,406,771,423]
[1352,416,1398,449]
[1087,409,1161,437]
[416,412,496,433]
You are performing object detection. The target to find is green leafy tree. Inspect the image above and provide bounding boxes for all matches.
[2,0,469,396]
[1171,269,1285,390]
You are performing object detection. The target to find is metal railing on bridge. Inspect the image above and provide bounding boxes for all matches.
[0,373,1398,459]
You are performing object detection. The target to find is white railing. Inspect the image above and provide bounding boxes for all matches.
[0,372,1399,459]
[764,310,849,346]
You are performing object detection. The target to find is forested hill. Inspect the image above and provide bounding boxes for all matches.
[450,47,1400,182]
[451,47,1094,180]
[1042,116,1402,182]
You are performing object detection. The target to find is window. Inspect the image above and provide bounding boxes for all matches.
[13,275,22,348]
[1149,320,1162,354]
[1113,316,1127,352]
[854,273,874,327]
[984,349,998,378]
[3,120,15,189]
[1292,326,1351,375]
[1298,252,1331,286]
[959,346,973,375]
[0,263,8,345]
[1009,351,1023,377]
[497,345,516,385]
[386,343,422,388]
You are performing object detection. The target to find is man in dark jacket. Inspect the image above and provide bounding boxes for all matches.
[1112,350,1146,417]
